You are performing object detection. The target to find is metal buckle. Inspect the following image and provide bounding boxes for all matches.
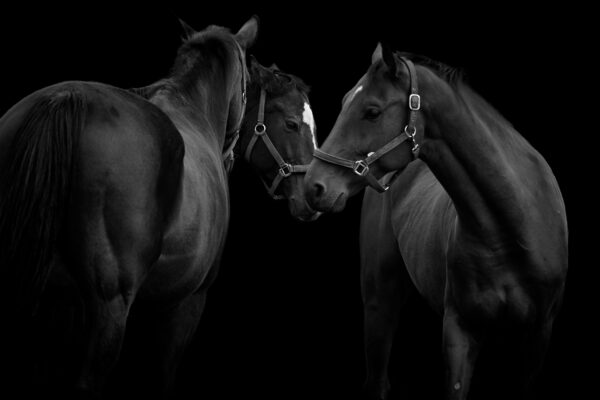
[279,163,292,177]
[254,122,266,135]
[404,125,417,138]
[353,160,369,177]
[409,94,420,111]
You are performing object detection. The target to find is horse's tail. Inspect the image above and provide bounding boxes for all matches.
[0,89,86,316]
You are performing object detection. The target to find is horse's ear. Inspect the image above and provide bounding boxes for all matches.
[249,55,271,82]
[235,15,259,50]
[381,42,398,77]
[178,18,196,40]
[270,63,280,71]
[372,42,398,77]
[372,42,383,64]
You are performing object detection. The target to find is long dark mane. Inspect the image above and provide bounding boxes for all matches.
[132,25,245,100]
[396,51,465,88]
[250,64,310,98]
[399,51,518,136]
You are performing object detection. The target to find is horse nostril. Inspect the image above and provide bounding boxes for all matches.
[312,182,326,199]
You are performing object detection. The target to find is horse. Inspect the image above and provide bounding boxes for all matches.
[304,43,568,400]
[0,17,258,399]
[235,55,320,221]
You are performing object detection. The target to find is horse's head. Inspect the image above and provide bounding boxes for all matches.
[305,43,424,212]
[238,56,320,222]
[173,16,259,152]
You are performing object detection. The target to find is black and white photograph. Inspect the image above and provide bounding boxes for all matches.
[0,3,589,400]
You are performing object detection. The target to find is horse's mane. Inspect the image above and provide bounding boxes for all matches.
[398,52,518,139]
[395,51,465,88]
[251,66,310,98]
[131,25,244,100]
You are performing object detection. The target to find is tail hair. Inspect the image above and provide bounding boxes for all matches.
[0,90,86,315]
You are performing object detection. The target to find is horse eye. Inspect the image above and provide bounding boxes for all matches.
[364,108,382,121]
[285,120,300,131]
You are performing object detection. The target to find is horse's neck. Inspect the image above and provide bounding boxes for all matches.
[150,78,232,154]
[419,76,546,245]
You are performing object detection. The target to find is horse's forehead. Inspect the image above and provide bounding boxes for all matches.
[346,85,364,105]
[270,90,305,113]
[342,78,366,111]
[344,69,396,111]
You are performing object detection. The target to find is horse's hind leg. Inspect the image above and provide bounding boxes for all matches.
[67,210,160,399]
[442,309,481,400]
[360,192,413,400]
[66,151,167,398]
[127,289,209,400]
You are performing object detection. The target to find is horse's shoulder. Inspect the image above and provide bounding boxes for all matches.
[388,161,456,247]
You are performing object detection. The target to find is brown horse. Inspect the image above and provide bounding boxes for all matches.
[0,17,257,399]
[305,43,568,399]
[236,56,320,221]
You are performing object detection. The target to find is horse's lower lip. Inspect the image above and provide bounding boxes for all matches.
[297,211,321,222]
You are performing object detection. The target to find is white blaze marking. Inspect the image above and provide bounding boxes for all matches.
[303,102,317,147]
[347,85,363,105]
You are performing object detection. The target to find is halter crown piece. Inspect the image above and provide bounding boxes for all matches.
[313,56,421,193]
[244,88,310,199]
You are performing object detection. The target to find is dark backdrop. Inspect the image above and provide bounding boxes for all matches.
[0,4,590,400]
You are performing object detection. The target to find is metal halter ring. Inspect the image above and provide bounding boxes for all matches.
[404,125,417,138]
[353,160,370,177]
[254,122,266,135]
[278,163,293,177]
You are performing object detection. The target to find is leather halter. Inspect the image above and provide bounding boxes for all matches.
[223,43,248,172]
[244,88,310,199]
[313,57,421,193]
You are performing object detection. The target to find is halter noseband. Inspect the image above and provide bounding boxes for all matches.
[313,57,421,193]
[223,43,248,172]
[244,88,310,199]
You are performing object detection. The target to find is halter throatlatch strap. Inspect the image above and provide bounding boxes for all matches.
[313,56,421,193]
[245,88,310,199]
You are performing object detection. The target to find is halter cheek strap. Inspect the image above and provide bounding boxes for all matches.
[245,88,310,199]
[223,44,248,173]
[313,57,421,193]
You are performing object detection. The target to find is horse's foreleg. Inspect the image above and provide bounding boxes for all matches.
[360,192,411,400]
[515,320,553,399]
[442,310,481,400]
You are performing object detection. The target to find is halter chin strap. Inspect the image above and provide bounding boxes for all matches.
[223,43,248,173]
[313,57,421,193]
[244,88,310,199]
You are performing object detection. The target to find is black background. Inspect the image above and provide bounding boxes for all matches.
[0,3,591,400]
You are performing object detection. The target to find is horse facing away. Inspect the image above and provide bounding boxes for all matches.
[235,55,320,221]
[305,43,568,399]
[0,17,258,399]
